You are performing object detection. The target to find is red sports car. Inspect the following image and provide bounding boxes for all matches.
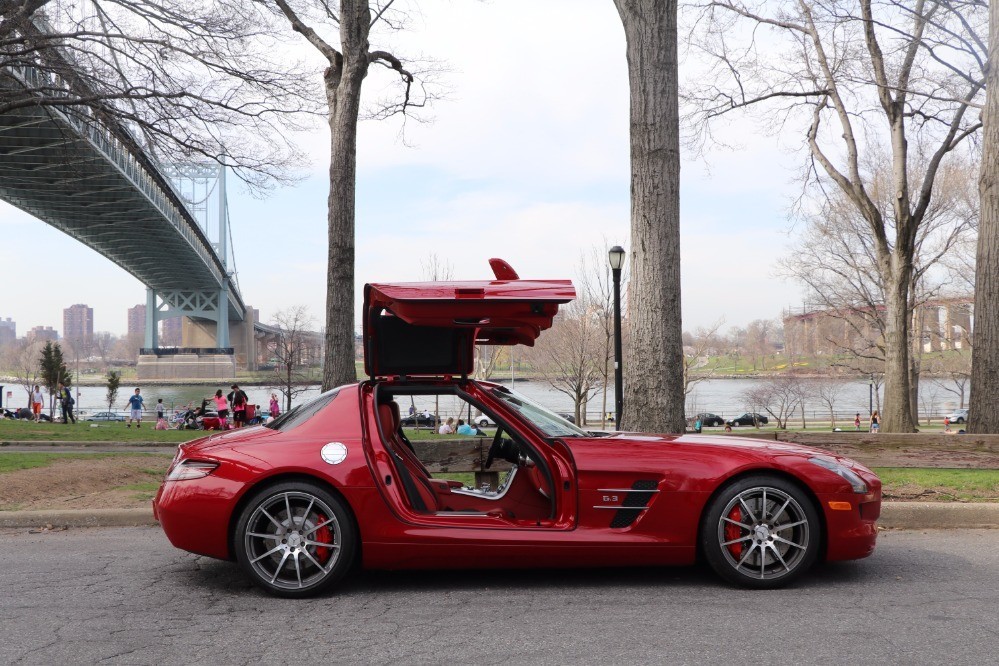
[155,260,881,597]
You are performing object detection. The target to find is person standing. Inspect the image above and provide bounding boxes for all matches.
[58,381,75,424]
[870,410,880,434]
[213,389,229,430]
[228,384,248,428]
[854,413,861,430]
[269,393,280,419]
[30,384,43,423]
[126,388,145,428]
[156,398,166,428]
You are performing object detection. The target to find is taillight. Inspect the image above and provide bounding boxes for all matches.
[165,460,218,481]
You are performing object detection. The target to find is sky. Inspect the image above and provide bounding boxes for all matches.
[0,0,806,339]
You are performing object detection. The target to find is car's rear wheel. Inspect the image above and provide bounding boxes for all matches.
[956,417,965,424]
[700,475,820,589]
[234,481,357,598]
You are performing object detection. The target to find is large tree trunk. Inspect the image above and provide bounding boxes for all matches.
[322,4,370,392]
[881,256,917,432]
[970,1,999,434]
[614,0,686,434]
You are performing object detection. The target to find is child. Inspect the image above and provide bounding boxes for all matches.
[854,413,861,430]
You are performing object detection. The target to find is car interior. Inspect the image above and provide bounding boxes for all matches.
[373,384,554,524]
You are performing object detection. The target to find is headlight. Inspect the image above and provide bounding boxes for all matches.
[809,457,868,493]
[166,459,218,481]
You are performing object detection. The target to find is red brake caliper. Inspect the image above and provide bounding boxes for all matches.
[725,506,743,558]
[313,513,333,564]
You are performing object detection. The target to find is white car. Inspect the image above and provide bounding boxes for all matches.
[85,411,126,422]
[944,408,969,424]
[474,413,496,428]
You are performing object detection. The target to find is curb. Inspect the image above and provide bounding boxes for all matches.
[0,508,157,529]
[0,502,997,530]
[878,502,999,530]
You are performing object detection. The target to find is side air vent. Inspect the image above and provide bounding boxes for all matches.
[609,480,658,528]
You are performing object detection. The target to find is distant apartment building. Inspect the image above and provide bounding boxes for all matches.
[27,326,58,343]
[63,303,94,353]
[127,304,146,339]
[161,317,182,346]
[783,296,974,357]
[0,317,15,346]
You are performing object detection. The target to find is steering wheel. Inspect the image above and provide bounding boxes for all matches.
[485,427,504,469]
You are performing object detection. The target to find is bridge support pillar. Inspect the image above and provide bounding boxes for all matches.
[144,288,158,348]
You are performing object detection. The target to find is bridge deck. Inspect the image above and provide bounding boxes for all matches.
[0,70,244,319]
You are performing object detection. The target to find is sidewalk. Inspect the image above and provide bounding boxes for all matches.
[1,502,997,530]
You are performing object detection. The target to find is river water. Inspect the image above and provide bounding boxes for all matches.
[10,376,959,422]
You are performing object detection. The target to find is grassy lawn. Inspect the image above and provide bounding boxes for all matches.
[0,419,207,443]
[874,467,999,502]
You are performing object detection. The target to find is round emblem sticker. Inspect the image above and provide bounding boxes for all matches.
[321,442,348,465]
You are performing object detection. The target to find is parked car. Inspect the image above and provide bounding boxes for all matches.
[85,411,126,422]
[727,412,769,427]
[155,260,881,597]
[399,413,436,428]
[475,413,497,427]
[556,412,576,424]
[944,408,969,424]
[694,413,725,427]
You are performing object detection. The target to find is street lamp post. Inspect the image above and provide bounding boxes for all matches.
[869,374,874,417]
[608,246,626,430]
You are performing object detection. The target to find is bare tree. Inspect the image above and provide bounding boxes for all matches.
[743,375,804,430]
[265,1,434,392]
[614,0,685,434]
[92,331,116,366]
[779,158,978,425]
[931,348,972,409]
[1,1,316,187]
[578,244,628,427]
[745,319,775,370]
[971,0,999,433]
[689,1,986,432]
[531,300,601,425]
[814,380,846,429]
[4,339,43,408]
[271,306,317,412]
[683,319,724,401]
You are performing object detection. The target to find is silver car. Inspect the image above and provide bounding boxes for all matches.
[944,408,969,424]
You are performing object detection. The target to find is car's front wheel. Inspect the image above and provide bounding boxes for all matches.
[234,481,357,598]
[700,475,820,589]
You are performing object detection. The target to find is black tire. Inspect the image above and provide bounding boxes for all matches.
[956,417,965,424]
[700,474,821,589]
[234,480,358,598]
[479,419,489,427]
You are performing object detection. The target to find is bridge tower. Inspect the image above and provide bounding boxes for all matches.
[145,163,234,351]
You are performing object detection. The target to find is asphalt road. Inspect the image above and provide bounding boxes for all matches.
[0,528,996,665]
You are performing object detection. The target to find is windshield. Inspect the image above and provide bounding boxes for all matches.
[265,389,339,432]
[489,387,590,438]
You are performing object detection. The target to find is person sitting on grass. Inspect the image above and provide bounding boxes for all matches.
[456,419,476,436]
[438,417,455,435]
